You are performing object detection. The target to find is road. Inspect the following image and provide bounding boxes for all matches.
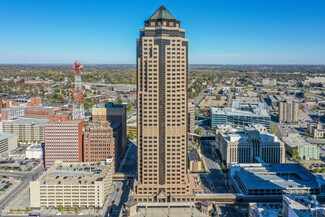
[273,121,286,138]
[103,141,137,217]
[0,163,44,214]
[200,140,228,193]
[193,90,207,106]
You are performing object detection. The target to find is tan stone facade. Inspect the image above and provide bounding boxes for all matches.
[30,159,114,208]
[132,6,198,203]
[279,100,299,123]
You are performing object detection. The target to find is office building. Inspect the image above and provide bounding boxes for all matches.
[188,101,195,133]
[0,134,18,155]
[282,133,320,160]
[24,106,55,118]
[83,120,122,171]
[1,106,25,120]
[2,118,49,142]
[92,102,127,159]
[210,106,271,131]
[279,100,299,123]
[132,5,195,202]
[30,159,114,208]
[216,125,285,166]
[307,122,325,139]
[44,120,83,169]
[106,102,127,156]
[283,194,325,217]
[262,78,277,87]
[229,163,325,201]
[92,104,107,121]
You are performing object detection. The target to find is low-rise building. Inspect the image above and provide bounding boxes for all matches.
[229,163,325,202]
[249,202,282,217]
[26,143,43,159]
[30,159,114,208]
[2,118,49,142]
[303,92,316,100]
[283,194,325,217]
[216,125,285,166]
[0,134,18,155]
[262,78,277,87]
[24,106,55,118]
[282,133,320,160]
[1,106,25,120]
[188,149,203,172]
[307,122,325,139]
[210,107,271,131]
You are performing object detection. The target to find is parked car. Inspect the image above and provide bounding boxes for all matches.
[56,213,62,216]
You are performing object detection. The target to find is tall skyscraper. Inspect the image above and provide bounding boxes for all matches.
[133,5,191,202]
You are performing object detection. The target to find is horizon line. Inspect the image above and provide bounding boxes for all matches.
[1,63,325,66]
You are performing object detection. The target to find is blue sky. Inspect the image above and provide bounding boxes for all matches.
[0,0,324,64]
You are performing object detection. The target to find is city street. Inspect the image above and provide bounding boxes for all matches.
[103,141,137,217]
[200,140,228,193]
[0,163,44,214]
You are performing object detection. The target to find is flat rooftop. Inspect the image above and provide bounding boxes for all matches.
[0,134,15,140]
[38,160,114,185]
[188,149,200,162]
[133,208,207,217]
[282,133,315,147]
[249,203,282,217]
[210,107,269,117]
[234,163,321,190]
[284,194,324,217]
[223,130,279,143]
[4,118,49,126]
[47,120,82,124]
[233,97,260,104]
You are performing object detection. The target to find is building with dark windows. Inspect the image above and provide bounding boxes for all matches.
[92,102,127,158]
[131,5,201,203]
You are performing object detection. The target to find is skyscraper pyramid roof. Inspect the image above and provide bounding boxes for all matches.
[148,5,177,20]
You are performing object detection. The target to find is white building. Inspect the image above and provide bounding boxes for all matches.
[26,143,43,159]
[283,194,325,217]
[262,78,277,87]
[216,124,285,166]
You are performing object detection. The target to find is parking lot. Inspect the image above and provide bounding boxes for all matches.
[0,159,40,172]
[0,178,16,197]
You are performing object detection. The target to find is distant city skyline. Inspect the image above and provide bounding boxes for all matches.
[1,0,325,64]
